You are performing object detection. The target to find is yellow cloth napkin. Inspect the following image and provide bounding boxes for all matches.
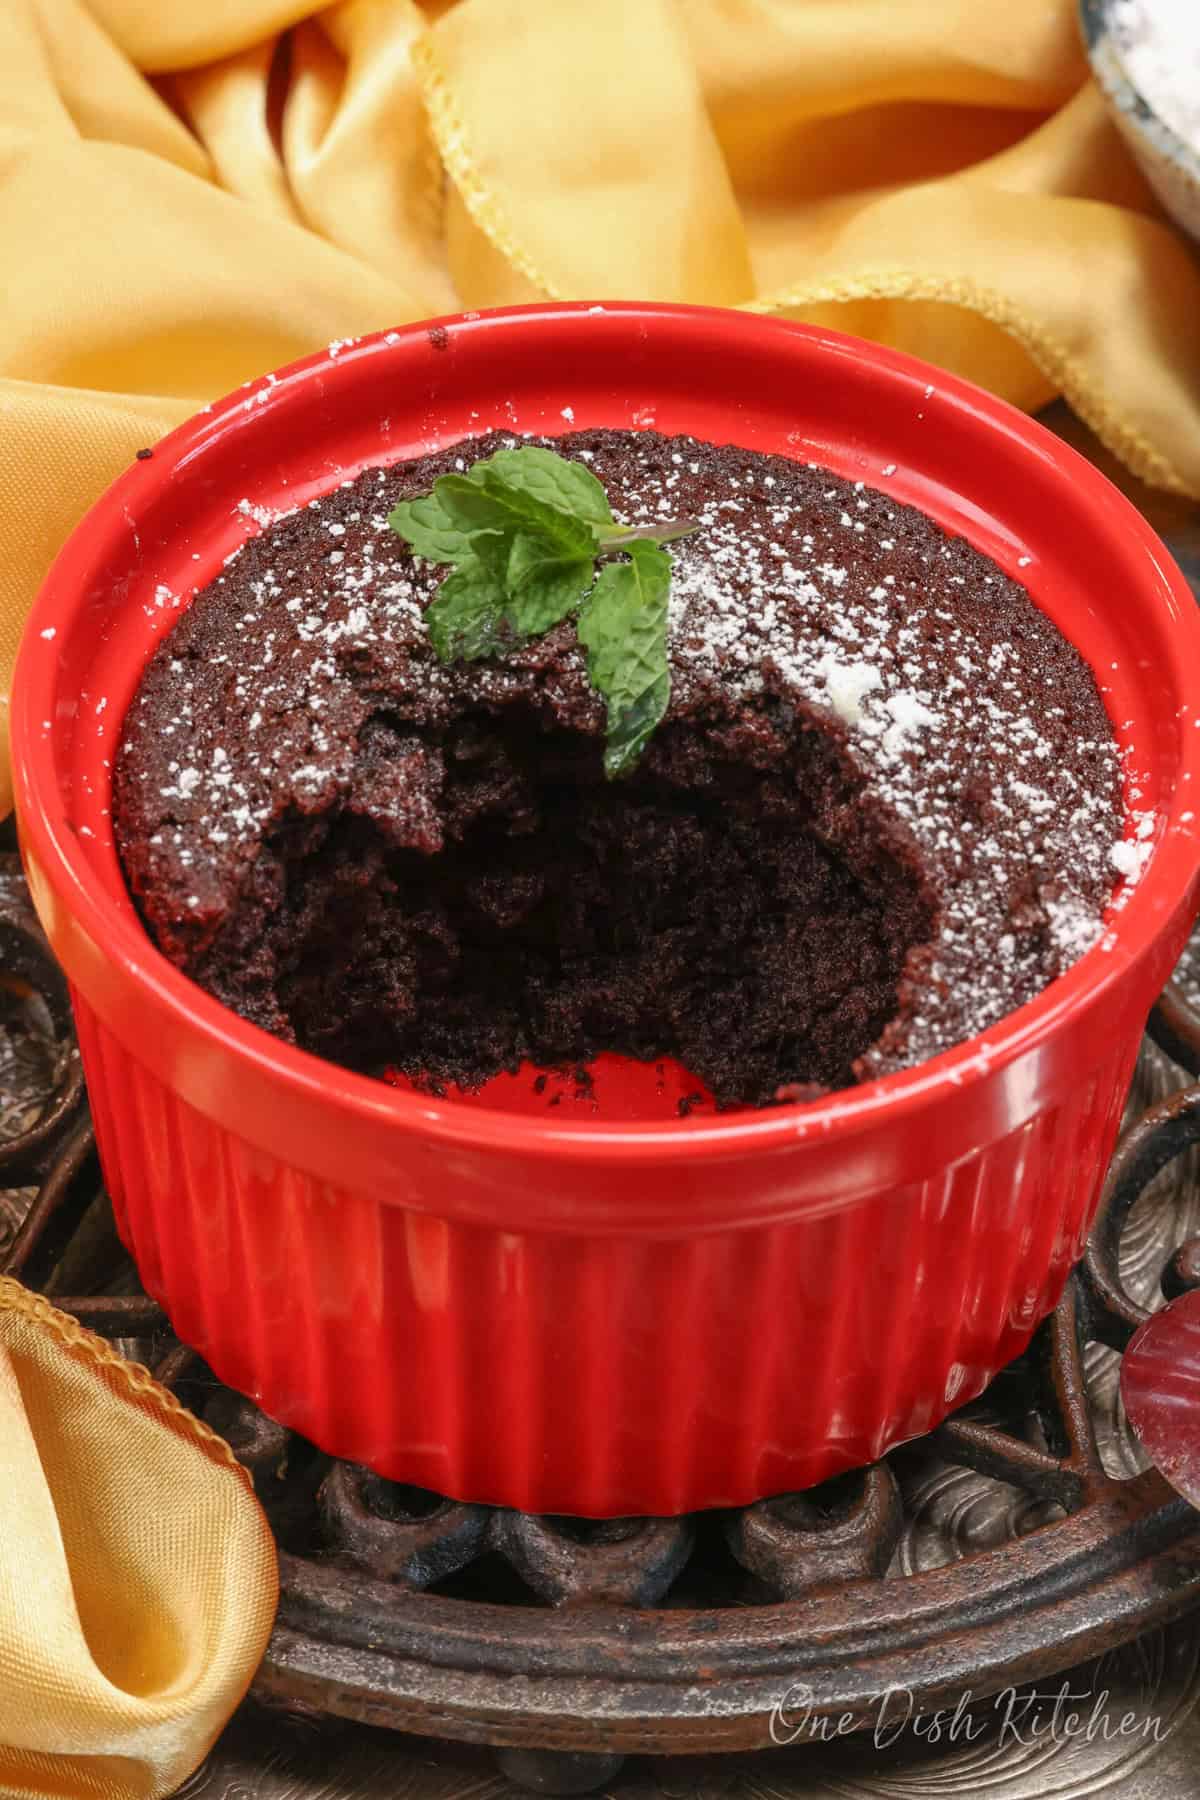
[4,0,1200,818]
[0,1278,277,1800]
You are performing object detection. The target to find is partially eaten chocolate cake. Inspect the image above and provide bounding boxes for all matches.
[114,430,1125,1107]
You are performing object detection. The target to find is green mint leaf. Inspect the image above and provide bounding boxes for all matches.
[602,674,671,780]
[464,526,511,583]
[469,445,615,529]
[423,474,522,533]
[424,561,508,662]
[577,540,672,778]
[577,539,670,694]
[453,469,598,559]
[505,535,595,635]
[390,465,594,565]
[389,446,692,773]
[387,492,499,566]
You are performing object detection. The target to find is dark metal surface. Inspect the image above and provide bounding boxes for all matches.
[166,1637,1200,1800]
[3,854,1200,1799]
[0,863,84,1194]
[1150,972,1200,1084]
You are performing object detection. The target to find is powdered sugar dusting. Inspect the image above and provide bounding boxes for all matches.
[815,657,882,725]
[116,431,1126,1079]
[604,437,1125,1072]
[235,497,287,530]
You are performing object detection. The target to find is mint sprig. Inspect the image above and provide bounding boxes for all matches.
[578,540,672,777]
[387,446,699,778]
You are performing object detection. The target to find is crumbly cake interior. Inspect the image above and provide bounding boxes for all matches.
[114,430,1125,1109]
[187,707,933,1104]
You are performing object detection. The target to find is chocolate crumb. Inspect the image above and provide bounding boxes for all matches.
[114,429,1127,1108]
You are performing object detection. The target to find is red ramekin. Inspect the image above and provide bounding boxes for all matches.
[12,305,1200,1516]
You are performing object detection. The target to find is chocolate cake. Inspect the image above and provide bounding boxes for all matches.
[114,430,1127,1108]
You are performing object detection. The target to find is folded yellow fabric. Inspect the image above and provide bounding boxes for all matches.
[3,0,1200,817]
[0,1278,277,1800]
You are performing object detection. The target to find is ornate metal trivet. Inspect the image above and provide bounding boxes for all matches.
[4,850,1200,1798]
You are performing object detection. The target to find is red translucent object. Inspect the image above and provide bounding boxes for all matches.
[12,305,1200,1515]
[1122,1291,1200,1507]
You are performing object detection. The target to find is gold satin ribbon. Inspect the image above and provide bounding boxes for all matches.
[0,1278,277,1799]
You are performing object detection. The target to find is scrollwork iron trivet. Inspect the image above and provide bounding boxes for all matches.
[3,852,1200,1798]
